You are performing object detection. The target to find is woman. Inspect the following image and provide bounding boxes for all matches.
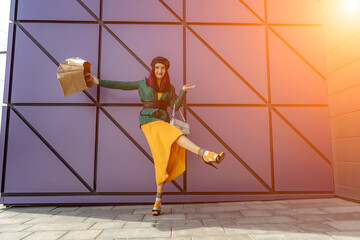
[89,56,225,216]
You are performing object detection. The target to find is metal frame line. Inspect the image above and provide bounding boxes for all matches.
[0,0,334,201]
[2,190,334,197]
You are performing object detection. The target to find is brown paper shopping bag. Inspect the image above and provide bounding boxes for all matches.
[57,57,94,96]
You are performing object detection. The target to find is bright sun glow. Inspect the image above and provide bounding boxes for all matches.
[346,0,360,12]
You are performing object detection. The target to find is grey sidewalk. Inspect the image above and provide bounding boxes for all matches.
[1,198,360,240]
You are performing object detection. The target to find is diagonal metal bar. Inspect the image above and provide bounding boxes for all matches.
[272,107,332,166]
[238,0,265,23]
[186,106,273,192]
[15,20,185,193]
[10,105,94,192]
[268,26,326,80]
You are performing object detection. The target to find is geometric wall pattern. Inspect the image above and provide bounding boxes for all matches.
[0,0,334,205]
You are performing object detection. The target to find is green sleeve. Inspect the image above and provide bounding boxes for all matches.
[98,79,142,90]
[169,87,186,111]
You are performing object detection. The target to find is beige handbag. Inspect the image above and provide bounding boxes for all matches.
[170,104,190,135]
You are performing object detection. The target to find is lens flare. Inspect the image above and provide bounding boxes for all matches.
[346,0,360,12]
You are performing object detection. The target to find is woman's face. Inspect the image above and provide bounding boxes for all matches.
[154,63,166,80]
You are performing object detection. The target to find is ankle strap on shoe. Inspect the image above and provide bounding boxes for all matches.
[198,148,206,158]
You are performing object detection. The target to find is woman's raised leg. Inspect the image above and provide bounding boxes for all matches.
[175,135,225,168]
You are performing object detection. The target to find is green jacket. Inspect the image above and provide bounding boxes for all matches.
[99,78,186,126]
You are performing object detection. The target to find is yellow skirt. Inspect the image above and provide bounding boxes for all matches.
[141,120,186,185]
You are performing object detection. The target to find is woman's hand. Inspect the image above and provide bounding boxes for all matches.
[182,84,196,91]
[86,73,99,84]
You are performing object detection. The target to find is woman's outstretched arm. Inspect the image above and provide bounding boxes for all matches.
[88,73,141,90]
[169,84,196,111]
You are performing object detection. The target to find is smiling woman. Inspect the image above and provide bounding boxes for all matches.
[89,56,225,216]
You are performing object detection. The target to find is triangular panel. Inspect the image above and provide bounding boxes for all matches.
[187,0,262,23]
[242,0,265,20]
[16,106,96,188]
[267,0,322,24]
[190,25,268,100]
[82,0,101,19]
[269,31,328,104]
[191,107,272,186]
[275,107,332,161]
[163,0,183,19]
[106,24,184,91]
[22,23,99,100]
[103,0,180,22]
[5,110,90,193]
[272,112,334,191]
[100,27,149,103]
[187,109,269,192]
[12,27,94,103]
[17,0,100,21]
[186,29,264,104]
[271,26,326,76]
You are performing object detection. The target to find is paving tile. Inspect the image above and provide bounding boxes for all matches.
[0,224,33,232]
[290,222,337,232]
[53,216,88,223]
[156,219,203,227]
[122,221,156,228]
[112,204,150,210]
[198,205,247,213]
[90,221,126,230]
[283,202,342,209]
[329,199,360,206]
[324,212,360,221]
[326,231,360,240]
[213,212,243,219]
[82,214,117,222]
[130,238,190,240]
[249,232,335,240]
[143,213,185,221]
[7,207,56,213]
[293,214,330,222]
[202,218,237,227]
[22,231,67,240]
[271,208,327,215]
[234,216,299,225]
[0,211,22,218]
[22,216,63,224]
[240,210,273,217]
[12,212,54,219]
[26,222,93,231]
[78,206,114,211]
[186,213,215,219]
[113,214,144,221]
[172,226,227,237]
[243,204,277,210]
[133,208,170,215]
[59,230,102,240]
[99,227,171,238]
[50,207,80,213]
[225,223,301,235]
[218,202,251,207]
[0,218,32,224]
[193,236,252,240]
[172,207,198,213]
[324,220,360,231]
[0,231,33,240]
[322,206,360,213]
[184,203,219,208]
